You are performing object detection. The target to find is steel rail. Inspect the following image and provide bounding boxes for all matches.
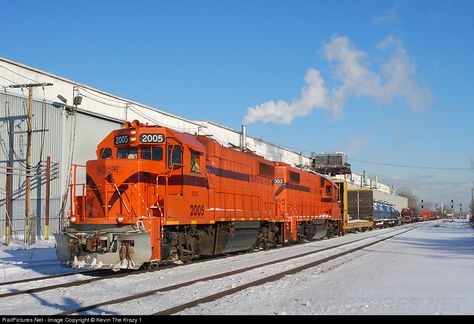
[56,225,418,315]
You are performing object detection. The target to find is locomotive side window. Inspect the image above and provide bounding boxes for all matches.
[289,171,300,183]
[167,145,172,167]
[141,147,163,161]
[100,148,112,159]
[325,185,332,196]
[168,145,182,169]
[258,162,275,177]
[320,177,325,187]
[190,151,201,174]
[152,147,163,161]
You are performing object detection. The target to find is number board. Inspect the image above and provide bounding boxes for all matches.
[140,133,165,144]
[273,178,284,184]
[114,135,130,145]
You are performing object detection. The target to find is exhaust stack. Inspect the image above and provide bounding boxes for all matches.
[241,124,247,151]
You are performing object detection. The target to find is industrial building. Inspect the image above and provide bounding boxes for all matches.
[0,57,406,243]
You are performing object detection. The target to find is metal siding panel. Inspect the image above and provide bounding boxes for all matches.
[0,92,64,239]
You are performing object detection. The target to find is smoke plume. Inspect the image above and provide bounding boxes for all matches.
[244,35,432,125]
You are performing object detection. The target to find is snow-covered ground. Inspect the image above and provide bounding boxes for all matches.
[0,238,79,281]
[1,219,473,315]
[181,220,474,315]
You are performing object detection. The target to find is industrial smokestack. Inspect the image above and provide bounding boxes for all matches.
[241,124,247,151]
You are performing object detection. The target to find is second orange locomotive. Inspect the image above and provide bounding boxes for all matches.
[56,120,341,269]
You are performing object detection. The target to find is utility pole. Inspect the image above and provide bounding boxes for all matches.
[470,186,474,222]
[5,161,12,245]
[451,199,454,222]
[45,156,51,240]
[471,187,473,218]
[8,83,53,244]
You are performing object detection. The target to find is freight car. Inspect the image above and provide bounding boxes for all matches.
[373,201,401,227]
[400,208,414,224]
[420,209,434,221]
[55,120,341,269]
[334,179,374,232]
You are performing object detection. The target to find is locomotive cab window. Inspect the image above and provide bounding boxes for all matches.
[168,145,182,169]
[141,147,163,161]
[100,148,112,159]
[118,148,138,159]
[190,151,201,174]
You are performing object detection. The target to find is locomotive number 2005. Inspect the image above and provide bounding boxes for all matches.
[140,133,165,143]
[189,204,205,216]
[114,135,129,145]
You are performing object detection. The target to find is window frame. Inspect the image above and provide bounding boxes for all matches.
[289,171,300,183]
[258,162,275,178]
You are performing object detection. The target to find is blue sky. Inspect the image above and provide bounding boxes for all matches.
[2,0,473,209]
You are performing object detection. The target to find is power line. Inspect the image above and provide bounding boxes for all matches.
[0,63,40,83]
[350,158,472,171]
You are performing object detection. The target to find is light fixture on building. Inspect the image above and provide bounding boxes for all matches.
[57,94,67,104]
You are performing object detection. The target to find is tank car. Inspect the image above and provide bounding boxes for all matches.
[373,201,400,227]
[55,120,342,269]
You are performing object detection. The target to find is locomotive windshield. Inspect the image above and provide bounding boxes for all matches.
[141,147,163,160]
[113,147,164,160]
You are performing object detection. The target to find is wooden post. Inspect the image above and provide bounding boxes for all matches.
[24,87,33,244]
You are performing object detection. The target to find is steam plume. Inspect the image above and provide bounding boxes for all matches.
[244,35,432,125]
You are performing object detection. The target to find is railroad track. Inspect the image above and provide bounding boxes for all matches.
[0,268,107,288]
[54,225,420,315]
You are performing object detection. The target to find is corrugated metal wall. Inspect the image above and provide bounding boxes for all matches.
[0,92,64,240]
[0,91,120,242]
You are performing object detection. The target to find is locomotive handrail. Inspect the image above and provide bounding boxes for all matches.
[131,183,151,218]
[156,173,169,195]
[155,173,169,218]
[111,183,132,216]
[69,164,86,221]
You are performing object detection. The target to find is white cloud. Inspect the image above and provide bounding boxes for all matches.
[244,35,432,125]
[373,7,398,24]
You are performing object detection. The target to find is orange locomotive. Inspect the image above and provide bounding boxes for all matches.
[55,120,341,269]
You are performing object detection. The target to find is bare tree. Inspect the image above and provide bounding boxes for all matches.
[396,187,418,210]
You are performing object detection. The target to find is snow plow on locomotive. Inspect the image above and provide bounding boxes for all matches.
[55,120,342,270]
